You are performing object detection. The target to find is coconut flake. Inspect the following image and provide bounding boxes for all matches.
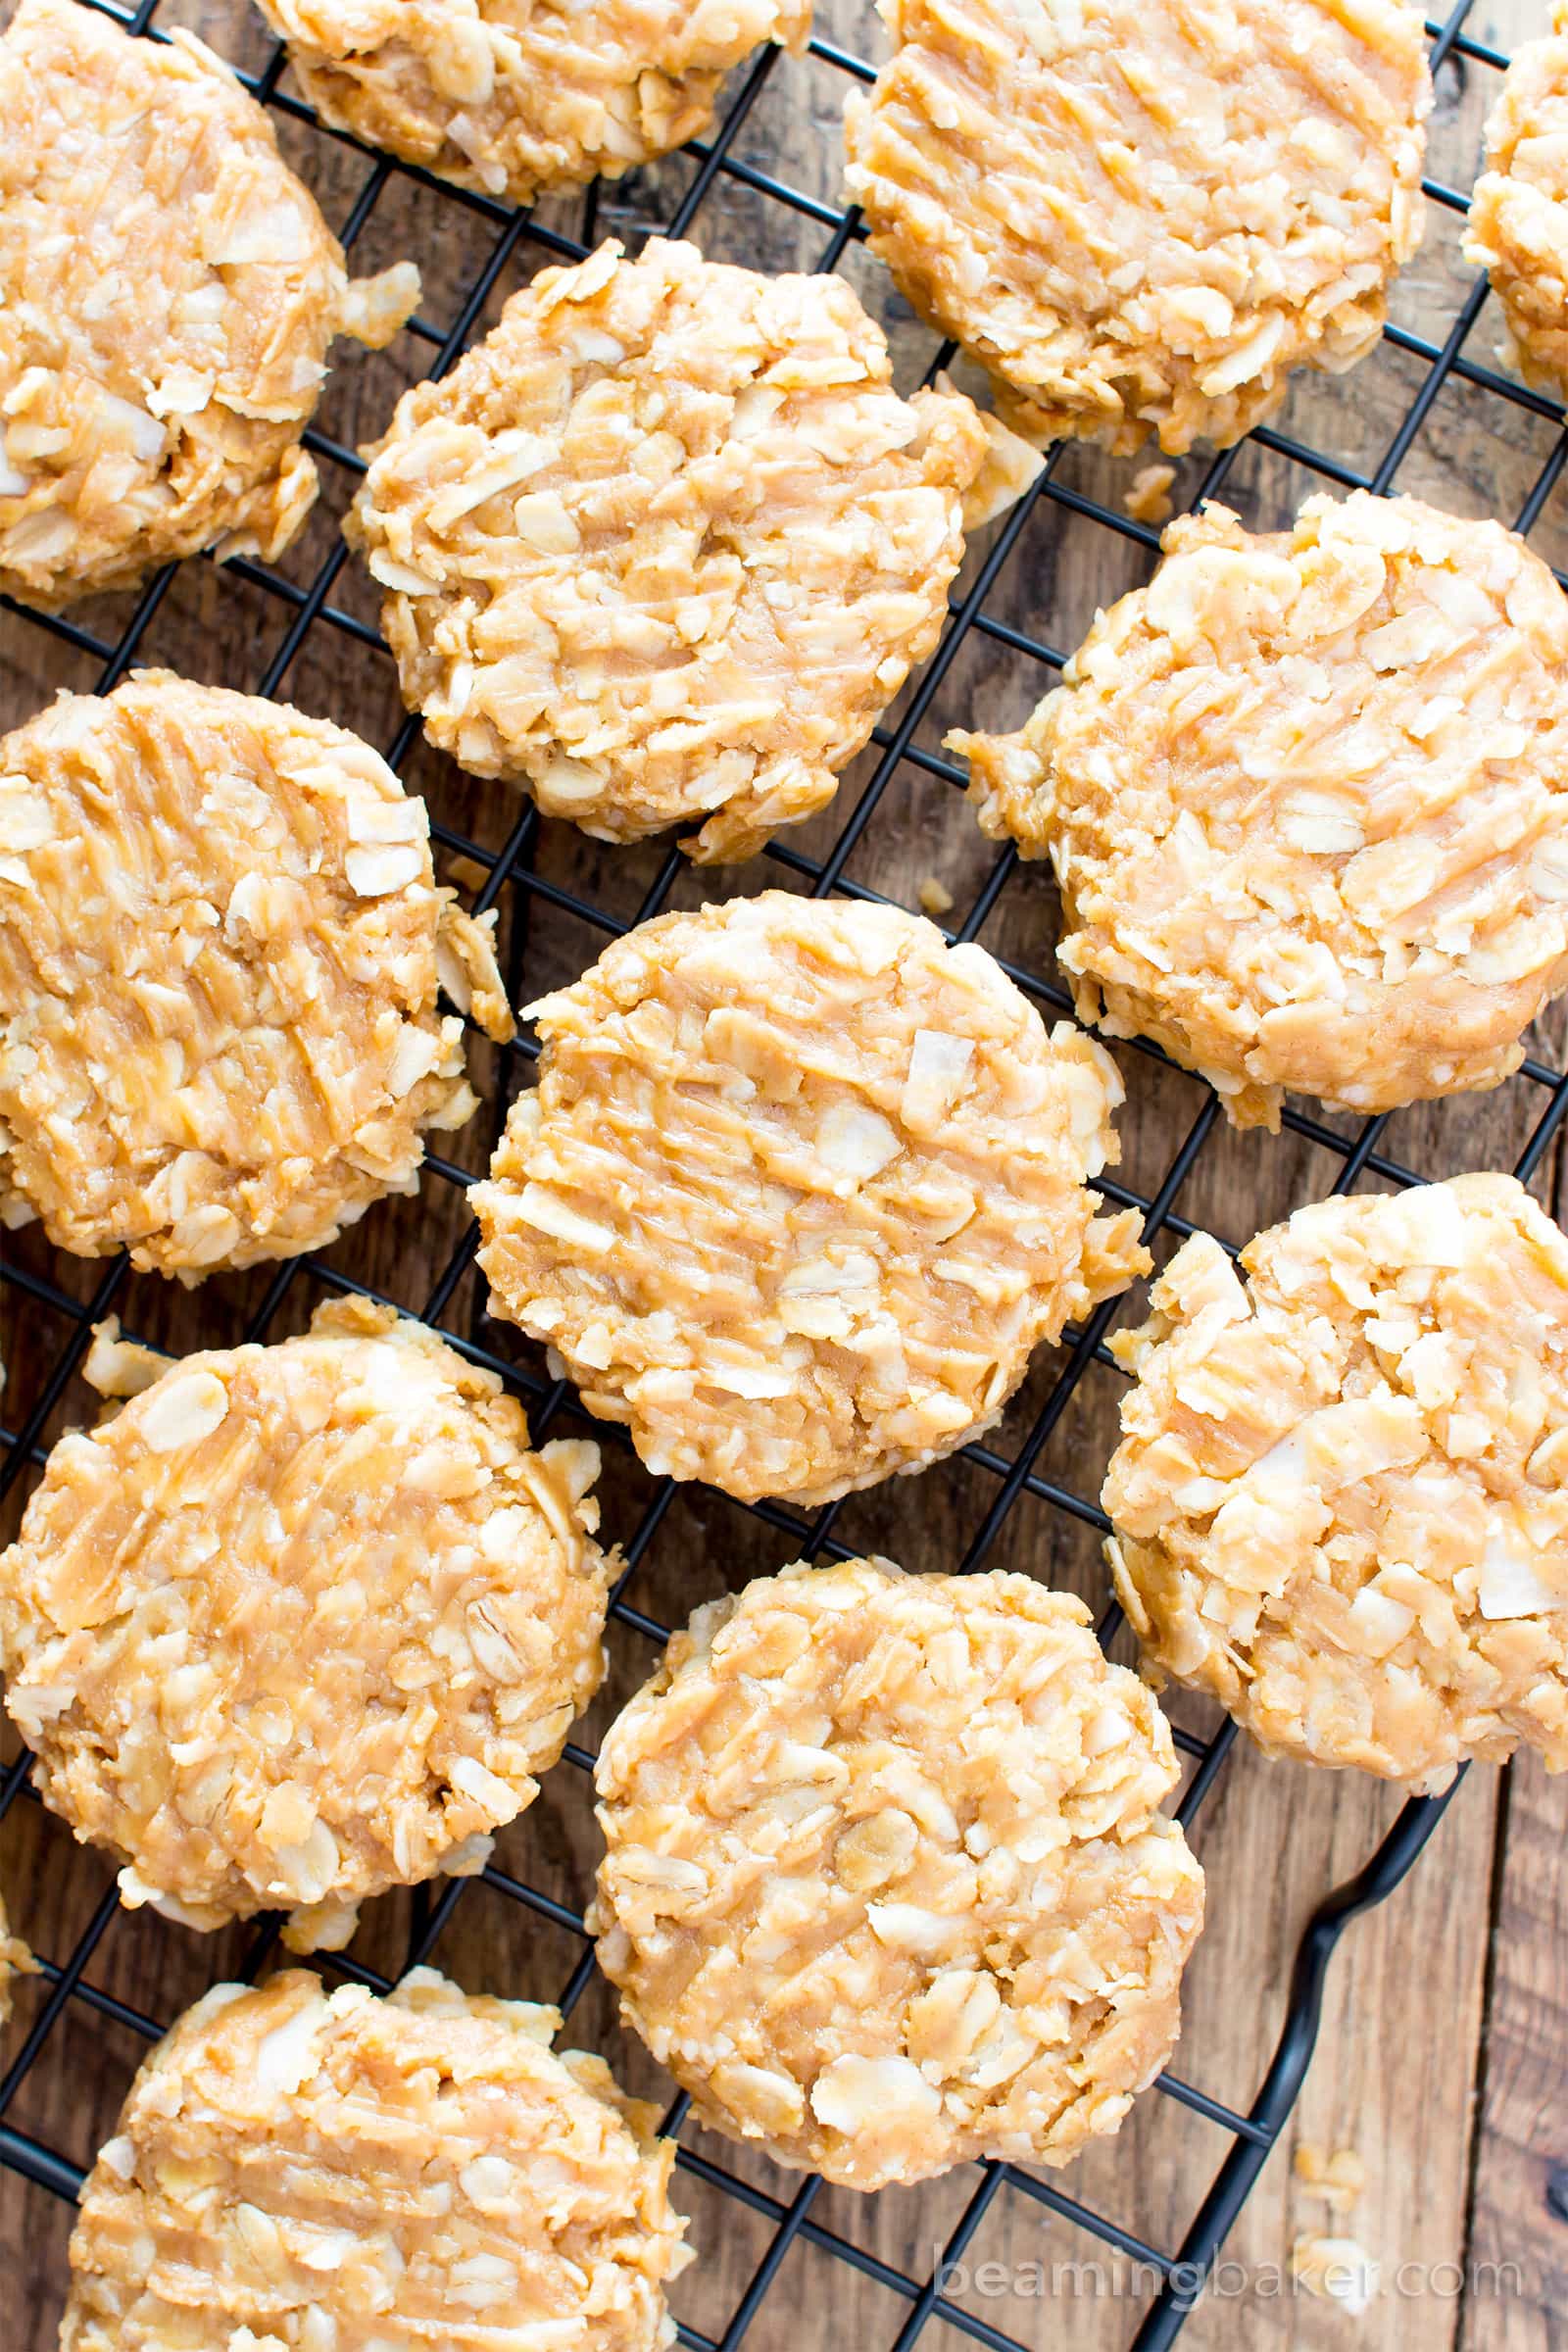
[1478,1526,1559,1619]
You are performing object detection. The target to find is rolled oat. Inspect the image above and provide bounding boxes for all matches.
[0,1885,29,2030]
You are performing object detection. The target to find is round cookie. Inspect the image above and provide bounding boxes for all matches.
[1464,3,1568,398]
[0,0,418,610]
[956,493,1568,1131]
[253,0,810,206]
[843,0,1430,456]
[60,1968,690,2352]
[0,1298,611,1948]
[0,670,512,1276]
[1103,1175,1568,1795]
[473,892,1148,1503]
[348,238,998,865]
[591,1557,1205,2191]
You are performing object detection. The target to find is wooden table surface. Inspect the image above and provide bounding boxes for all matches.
[3,1,1566,2346]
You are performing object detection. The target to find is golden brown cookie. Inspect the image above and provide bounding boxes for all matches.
[254,0,810,205]
[61,1968,690,2352]
[0,1298,610,1948]
[0,671,512,1276]
[843,0,1430,455]
[0,0,417,609]
[1464,2,1568,397]
[956,493,1568,1130]
[1104,1175,1568,1794]
[348,238,1004,864]
[591,1556,1204,2190]
[473,891,1148,1502]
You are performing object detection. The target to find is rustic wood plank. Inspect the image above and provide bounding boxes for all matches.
[1,0,1561,2347]
[1461,1751,1568,2352]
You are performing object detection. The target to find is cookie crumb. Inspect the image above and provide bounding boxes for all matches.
[1292,2234,1379,2315]
[0,1886,33,2027]
[82,1318,167,1404]
[444,853,492,896]
[1296,2143,1367,2212]
[917,875,954,917]
[1124,464,1177,526]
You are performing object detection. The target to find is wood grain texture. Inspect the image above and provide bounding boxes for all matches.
[1462,1752,1568,2352]
[1,0,1564,2347]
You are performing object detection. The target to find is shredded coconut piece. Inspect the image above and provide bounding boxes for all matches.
[60,1968,689,2351]
[956,493,1568,1130]
[351,238,990,864]
[0,0,417,609]
[843,0,1430,456]
[0,1298,611,1943]
[1464,3,1568,400]
[251,0,808,206]
[0,671,512,1276]
[591,1557,1203,2190]
[1103,1175,1568,1794]
[474,892,1149,1502]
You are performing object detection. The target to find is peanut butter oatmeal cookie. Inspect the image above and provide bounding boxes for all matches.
[0,1298,611,1948]
[348,237,1013,865]
[1104,1175,1568,1795]
[61,1967,690,2352]
[0,0,417,610]
[253,0,810,206]
[1464,3,1568,399]
[956,493,1568,1131]
[0,670,512,1276]
[591,1556,1204,2190]
[474,892,1148,1503]
[843,0,1430,456]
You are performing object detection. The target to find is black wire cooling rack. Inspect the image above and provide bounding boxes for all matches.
[1,0,1565,2343]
